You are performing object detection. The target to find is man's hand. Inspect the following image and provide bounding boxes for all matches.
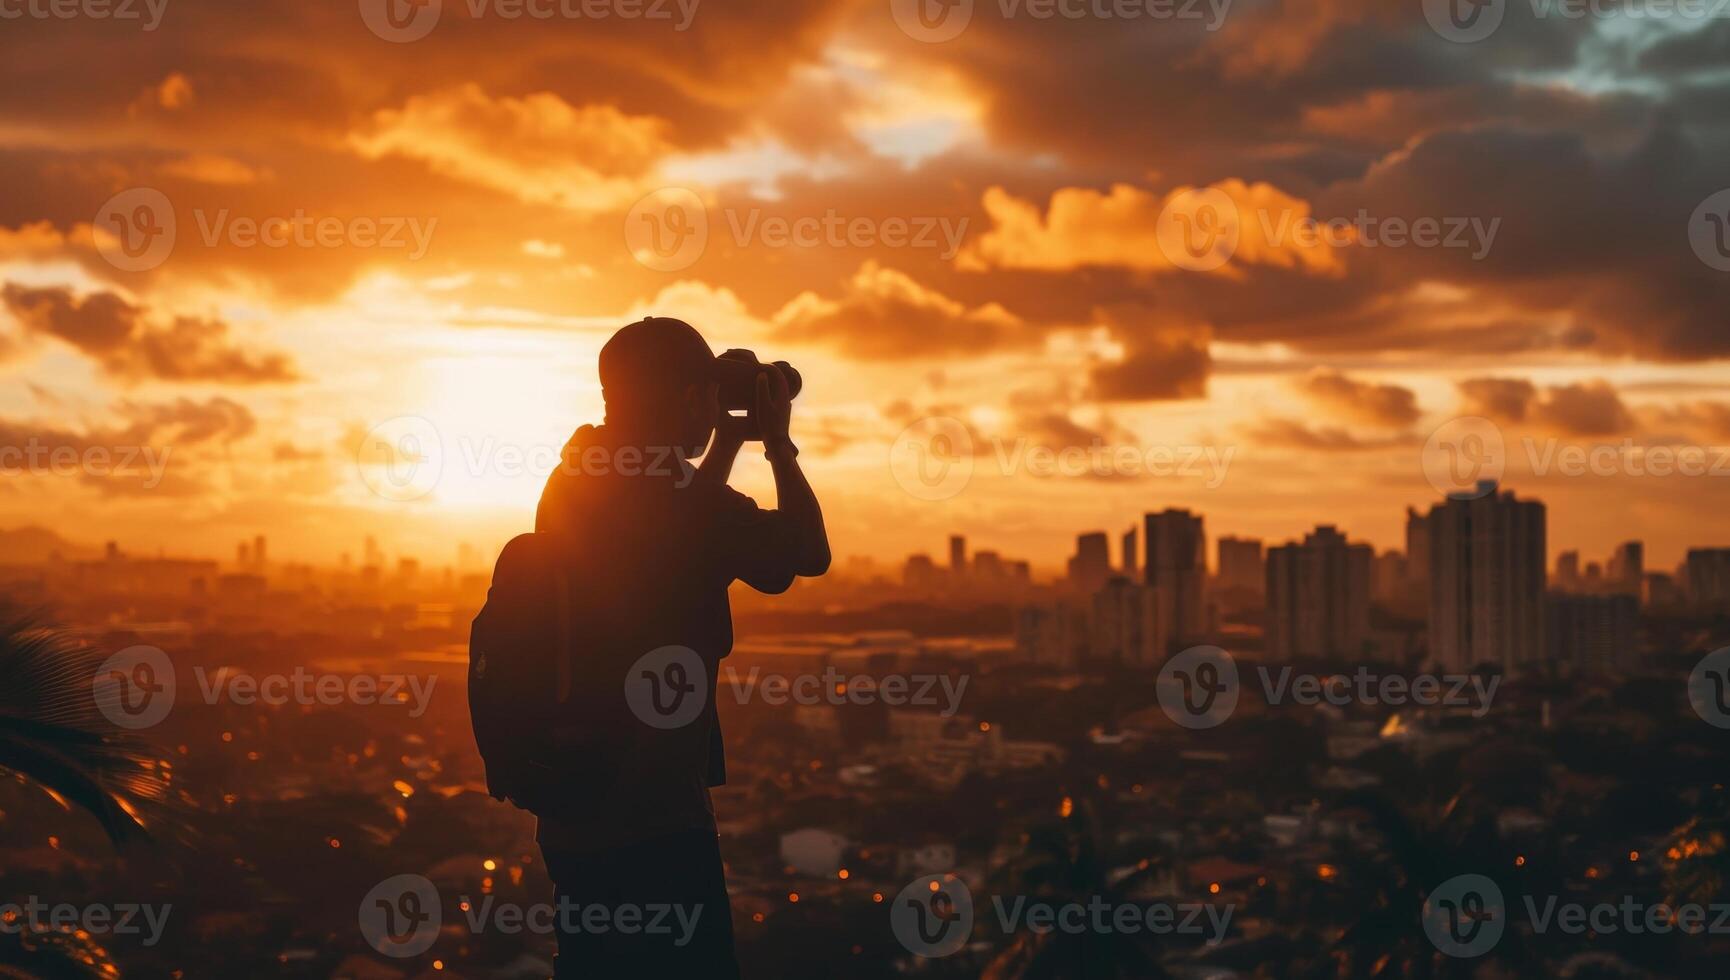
[755,365,793,452]
[694,409,750,490]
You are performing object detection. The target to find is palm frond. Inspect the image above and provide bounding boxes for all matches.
[0,603,168,847]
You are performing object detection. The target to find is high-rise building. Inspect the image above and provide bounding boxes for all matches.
[1686,549,1730,607]
[1016,604,1084,668]
[1555,551,1580,592]
[1405,508,1431,589]
[949,535,967,579]
[1217,536,1265,597]
[1607,541,1644,598]
[1646,572,1683,608]
[254,534,267,569]
[1427,482,1547,673]
[973,550,1004,585]
[1144,509,1207,651]
[1068,532,1112,593]
[1266,526,1373,661]
[1089,577,1167,668]
[903,554,939,589]
[1372,551,1408,602]
[1546,593,1637,672]
[1121,527,1138,578]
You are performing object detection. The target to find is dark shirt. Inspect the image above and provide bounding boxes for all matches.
[532,424,800,852]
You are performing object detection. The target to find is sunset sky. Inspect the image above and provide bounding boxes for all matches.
[2,0,1728,573]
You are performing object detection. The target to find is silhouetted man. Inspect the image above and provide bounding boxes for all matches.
[532,317,829,978]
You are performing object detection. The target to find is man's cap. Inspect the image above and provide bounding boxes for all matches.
[598,317,716,402]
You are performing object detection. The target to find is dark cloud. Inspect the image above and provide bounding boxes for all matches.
[1,283,297,383]
[772,263,1028,360]
[1458,377,1634,437]
[1297,369,1419,428]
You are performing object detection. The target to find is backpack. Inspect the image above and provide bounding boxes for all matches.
[467,532,619,814]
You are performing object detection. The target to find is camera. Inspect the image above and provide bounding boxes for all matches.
[715,349,801,440]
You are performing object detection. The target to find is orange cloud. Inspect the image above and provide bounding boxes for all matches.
[773,262,1026,360]
[959,179,1348,278]
[348,84,673,213]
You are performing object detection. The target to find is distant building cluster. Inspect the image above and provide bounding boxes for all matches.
[982,481,1725,676]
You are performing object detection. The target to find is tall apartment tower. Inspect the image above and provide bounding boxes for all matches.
[1687,549,1730,606]
[1556,551,1581,592]
[1266,526,1373,661]
[1121,527,1138,578]
[1089,577,1167,668]
[1405,508,1431,589]
[1068,532,1112,593]
[1607,541,1644,599]
[1427,483,1547,673]
[949,535,967,579]
[1143,509,1207,651]
[1217,536,1266,597]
